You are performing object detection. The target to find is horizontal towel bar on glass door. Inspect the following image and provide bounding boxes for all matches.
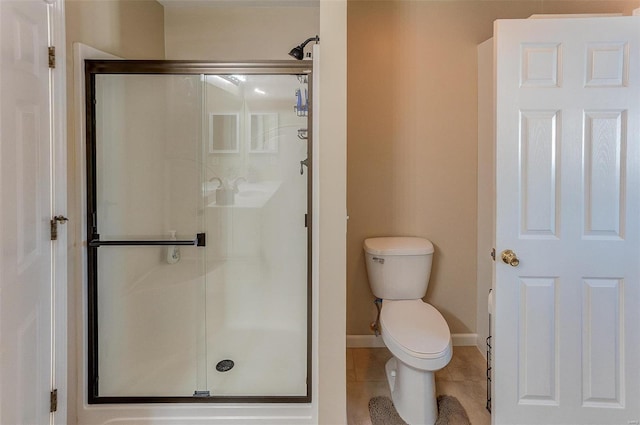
[89,233,206,247]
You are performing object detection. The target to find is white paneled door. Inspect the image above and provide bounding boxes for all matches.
[494,17,640,424]
[0,0,62,424]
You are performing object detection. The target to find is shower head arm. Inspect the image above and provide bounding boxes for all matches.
[298,36,320,49]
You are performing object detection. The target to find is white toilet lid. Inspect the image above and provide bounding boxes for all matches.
[380,299,451,359]
[363,237,434,256]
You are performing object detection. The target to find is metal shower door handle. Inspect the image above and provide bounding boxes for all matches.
[89,232,206,247]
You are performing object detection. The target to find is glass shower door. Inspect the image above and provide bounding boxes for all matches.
[86,62,311,403]
[89,73,207,399]
[202,74,309,397]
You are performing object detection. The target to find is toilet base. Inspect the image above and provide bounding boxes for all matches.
[385,357,438,425]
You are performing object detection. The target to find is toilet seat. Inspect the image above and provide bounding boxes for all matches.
[380,299,452,371]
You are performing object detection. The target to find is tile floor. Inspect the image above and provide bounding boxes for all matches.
[347,346,491,425]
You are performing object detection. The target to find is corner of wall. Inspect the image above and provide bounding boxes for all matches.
[476,39,495,359]
[317,0,347,424]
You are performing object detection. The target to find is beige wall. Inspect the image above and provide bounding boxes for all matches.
[164,5,319,60]
[65,2,349,422]
[347,0,640,336]
[64,1,165,422]
[318,1,347,423]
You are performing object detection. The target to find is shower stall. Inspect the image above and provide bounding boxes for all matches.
[84,61,312,403]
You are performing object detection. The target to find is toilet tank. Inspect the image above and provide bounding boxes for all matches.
[363,237,434,300]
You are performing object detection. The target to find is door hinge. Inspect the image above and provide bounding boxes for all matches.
[50,215,69,241]
[50,389,57,413]
[304,213,308,228]
[48,46,55,69]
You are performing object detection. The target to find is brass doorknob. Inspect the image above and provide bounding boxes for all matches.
[501,249,519,267]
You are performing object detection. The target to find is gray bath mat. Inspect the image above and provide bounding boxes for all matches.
[369,395,471,425]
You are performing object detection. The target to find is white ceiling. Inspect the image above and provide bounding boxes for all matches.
[157,0,319,8]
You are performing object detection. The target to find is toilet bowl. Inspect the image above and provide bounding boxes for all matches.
[381,299,452,372]
[381,299,452,425]
[363,237,452,425]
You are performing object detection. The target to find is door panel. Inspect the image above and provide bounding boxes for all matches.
[91,74,206,398]
[581,278,623,407]
[517,278,558,405]
[0,0,53,423]
[495,17,640,424]
[519,110,559,238]
[583,110,624,239]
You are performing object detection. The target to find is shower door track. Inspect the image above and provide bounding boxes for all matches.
[85,60,313,405]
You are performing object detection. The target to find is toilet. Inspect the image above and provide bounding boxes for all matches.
[363,236,452,425]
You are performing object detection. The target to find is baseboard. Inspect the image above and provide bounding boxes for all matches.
[451,333,478,346]
[346,333,478,348]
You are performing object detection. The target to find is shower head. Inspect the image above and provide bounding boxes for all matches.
[288,36,320,60]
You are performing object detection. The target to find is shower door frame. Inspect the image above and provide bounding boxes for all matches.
[85,60,313,404]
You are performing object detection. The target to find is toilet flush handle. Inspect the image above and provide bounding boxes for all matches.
[372,257,385,264]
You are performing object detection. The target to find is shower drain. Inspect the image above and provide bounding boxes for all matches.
[216,359,234,372]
